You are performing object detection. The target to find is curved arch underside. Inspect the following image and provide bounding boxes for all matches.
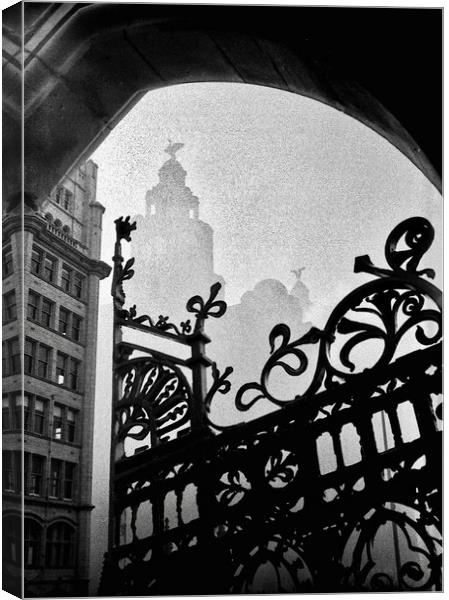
[3,4,442,207]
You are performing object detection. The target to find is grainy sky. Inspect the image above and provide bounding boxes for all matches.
[93,83,442,319]
[89,82,442,591]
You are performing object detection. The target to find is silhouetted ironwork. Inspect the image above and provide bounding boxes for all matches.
[235,216,441,413]
[100,216,442,595]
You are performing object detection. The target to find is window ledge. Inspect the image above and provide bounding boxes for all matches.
[24,374,83,396]
[27,317,85,347]
[30,272,88,305]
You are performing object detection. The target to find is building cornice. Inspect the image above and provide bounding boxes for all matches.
[3,213,111,279]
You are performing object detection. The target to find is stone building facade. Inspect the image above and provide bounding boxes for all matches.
[2,160,110,597]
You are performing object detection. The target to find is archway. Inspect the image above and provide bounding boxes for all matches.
[2,4,442,208]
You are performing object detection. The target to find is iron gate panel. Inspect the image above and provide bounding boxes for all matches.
[99,216,442,595]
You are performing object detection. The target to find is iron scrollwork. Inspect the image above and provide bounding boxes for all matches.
[111,216,228,339]
[102,215,442,595]
[111,215,233,453]
[235,217,442,414]
[341,502,442,591]
[115,356,194,456]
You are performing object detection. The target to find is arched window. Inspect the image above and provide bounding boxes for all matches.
[54,219,62,229]
[46,522,75,568]
[24,518,42,568]
[3,514,21,565]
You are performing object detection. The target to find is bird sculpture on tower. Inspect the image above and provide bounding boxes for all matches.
[165,140,184,159]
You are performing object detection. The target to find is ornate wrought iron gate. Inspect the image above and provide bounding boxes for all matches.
[99,216,442,595]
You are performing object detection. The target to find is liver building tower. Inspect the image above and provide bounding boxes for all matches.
[129,143,224,319]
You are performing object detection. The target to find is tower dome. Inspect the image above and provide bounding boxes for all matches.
[158,144,187,186]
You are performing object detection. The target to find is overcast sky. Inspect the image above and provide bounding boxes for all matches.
[89,82,442,591]
[93,82,441,316]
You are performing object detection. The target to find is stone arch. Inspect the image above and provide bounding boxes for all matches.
[3,4,441,209]
[45,520,77,568]
[46,515,77,528]
[24,511,45,525]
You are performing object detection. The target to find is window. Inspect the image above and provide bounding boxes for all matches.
[67,409,76,443]
[41,299,54,327]
[31,246,43,275]
[53,404,63,439]
[30,455,44,495]
[48,460,76,501]
[46,523,75,568]
[13,394,47,435]
[25,453,45,496]
[2,395,10,430]
[61,265,72,292]
[73,272,85,299]
[58,308,70,335]
[52,404,78,443]
[60,265,86,299]
[71,314,82,342]
[49,459,62,498]
[28,290,55,327]
[13,392,23,429]
[2,451,21,494]
[69,358,81,391]
[63,190,73,211]
[34,398,46,435]
[3,515,21,566]
[56,353,68,385]
[56,186,64,205]
[3,290,17,322]
[4,337,20,375]
[2,245,13,277]
[31,245,57,283]
[25,519,42,568]
[63,463,76,499]
[56,186,73,212]
[24,339,36,374]
[7,393,46,433]
[37,344,51,378]
[23,394,30,430]
[28,290,39,320]
[43,255,56,282]
[24,338,52,380]
[58,307,83,342]
[54,352,82,389]
[3,451,15,492]
[27,291,55,328]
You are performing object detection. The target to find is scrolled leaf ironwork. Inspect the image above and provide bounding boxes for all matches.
[186,281,227,330]
[115,356,194,455]
[235,325,327,412]
[385,216,435,276]
[235,216,442,413]
[111,216,228,339]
